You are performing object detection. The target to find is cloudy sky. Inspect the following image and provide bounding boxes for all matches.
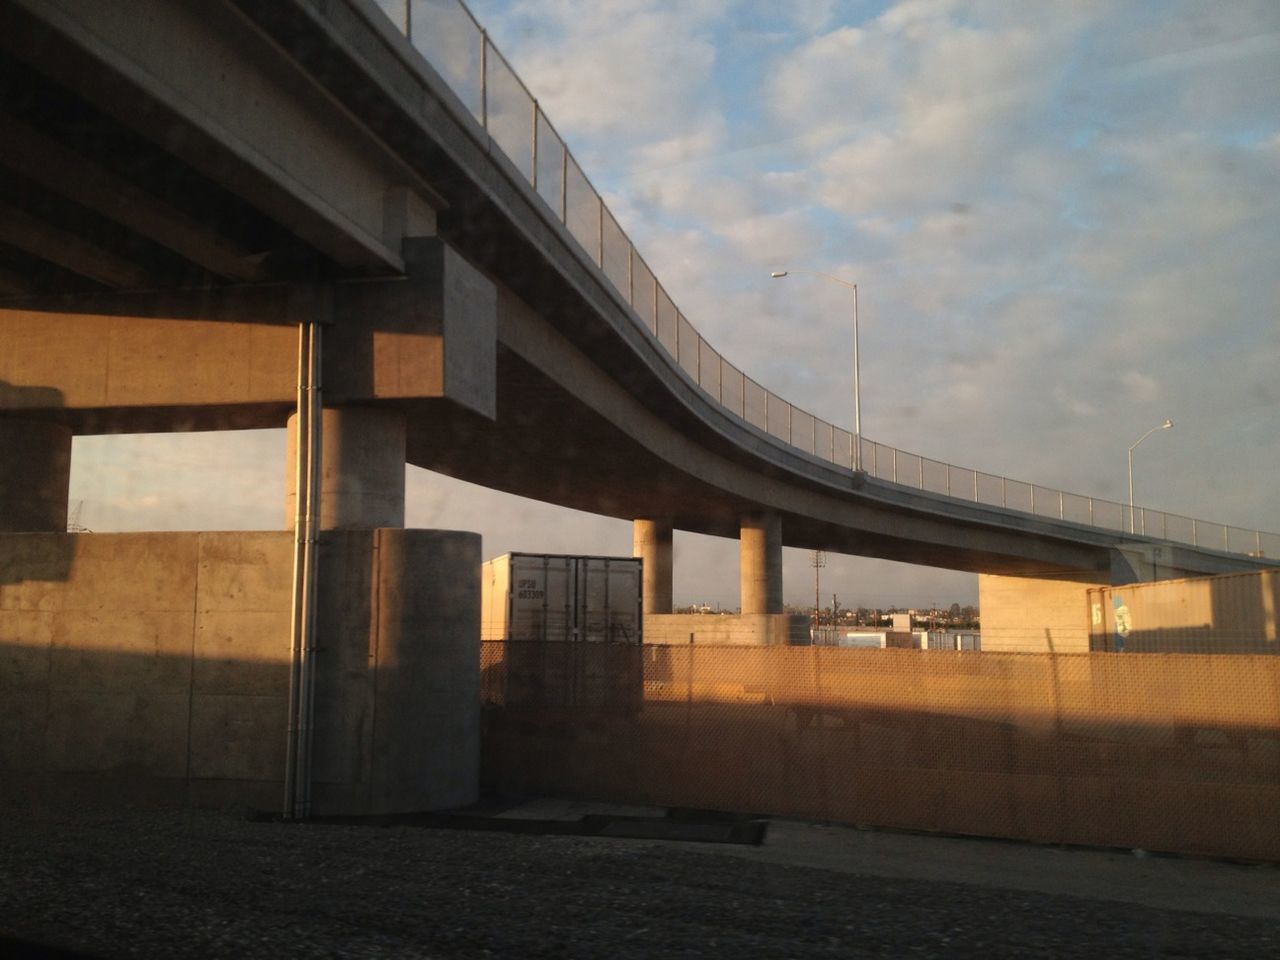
[70,0,1279,610]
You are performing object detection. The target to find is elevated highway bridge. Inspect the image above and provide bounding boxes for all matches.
[0,0,1274,648]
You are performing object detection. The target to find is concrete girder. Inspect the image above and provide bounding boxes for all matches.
[0,201,154,290]
[2,0,442,276]
[0,110,263,282]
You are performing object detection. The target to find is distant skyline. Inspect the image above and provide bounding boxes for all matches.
[70,0,1279,608]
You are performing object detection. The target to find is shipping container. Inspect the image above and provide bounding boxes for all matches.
[480,553,643,714]
[481,552,643,643]
[1088,568,1279,653]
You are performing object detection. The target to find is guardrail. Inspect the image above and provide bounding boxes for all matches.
[371,0,1278,560]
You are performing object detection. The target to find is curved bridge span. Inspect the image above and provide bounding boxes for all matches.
[0,0,1272,607]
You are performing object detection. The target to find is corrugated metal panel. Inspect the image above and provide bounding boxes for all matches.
[479,553,644,713]
[1088,568,1279,653]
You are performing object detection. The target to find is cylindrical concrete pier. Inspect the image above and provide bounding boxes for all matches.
[740,512,782,614]
[0,418,72,532]
[632,517,674,615]
[285,407,406,529]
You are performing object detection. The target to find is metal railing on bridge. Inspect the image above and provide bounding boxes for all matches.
[371,0,1278,560]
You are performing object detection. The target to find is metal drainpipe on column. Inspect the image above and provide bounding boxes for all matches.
[284,321,308,818]
[298,319,323,818]
[283,314,322,820]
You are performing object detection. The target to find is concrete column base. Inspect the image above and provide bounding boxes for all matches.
[285,406,406,529]
[0,418,71,532]
[633,517,673,615]
[740,512,783,615]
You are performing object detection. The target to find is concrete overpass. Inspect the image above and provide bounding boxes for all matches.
[2,0,1271,572]
[2,0,1280,819]
[0,0,1276,812]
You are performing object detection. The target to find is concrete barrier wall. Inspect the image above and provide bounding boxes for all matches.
[0,529,479,815]
[1088,569,1280,653]
[481,643,1280,861]
[644,613,811,646]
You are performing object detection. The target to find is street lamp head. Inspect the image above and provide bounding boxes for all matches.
[1161,419,1173,429]
[770,271,788,278]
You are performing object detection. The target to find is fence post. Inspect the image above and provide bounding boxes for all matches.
[1058,490,1064,520]
[480,30,488,129]
[597,197,604,267]
[559,144,567,224]
[530,100,538,190]
[918,457,924,489]
[893,448,898,484]
[1192,519,1197,547]
[973,470,978,502]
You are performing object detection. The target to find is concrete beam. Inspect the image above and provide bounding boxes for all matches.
[632,518,673,615]
[327,238,496,418]
[740,513,783,615]
[0,418,71,532]
[0,237,494,432]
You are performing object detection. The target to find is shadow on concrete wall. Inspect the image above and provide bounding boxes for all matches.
[0,378,64,411]
[479,641,1280,862]
[0,500,75,586]
[0,528,482,816]
[0,641,292,811]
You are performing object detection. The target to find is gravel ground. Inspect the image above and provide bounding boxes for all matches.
[1,805,1277,959]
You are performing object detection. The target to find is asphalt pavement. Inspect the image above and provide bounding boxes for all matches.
[1,799,1276,959]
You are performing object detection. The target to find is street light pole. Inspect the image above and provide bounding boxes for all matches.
[1128,419,1173,534]
[771,269,862,471]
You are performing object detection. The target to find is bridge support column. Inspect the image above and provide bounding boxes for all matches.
[740,512,783,614]
[0,418,71,532]
[285,406,406,530]
[632,518,673,615]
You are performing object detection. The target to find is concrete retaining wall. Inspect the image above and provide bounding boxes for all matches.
[0,529,479,815]
[644,613,811,646]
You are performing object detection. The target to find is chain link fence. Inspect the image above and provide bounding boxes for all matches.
[481,640,1280,860]
[370,0,1277,559]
